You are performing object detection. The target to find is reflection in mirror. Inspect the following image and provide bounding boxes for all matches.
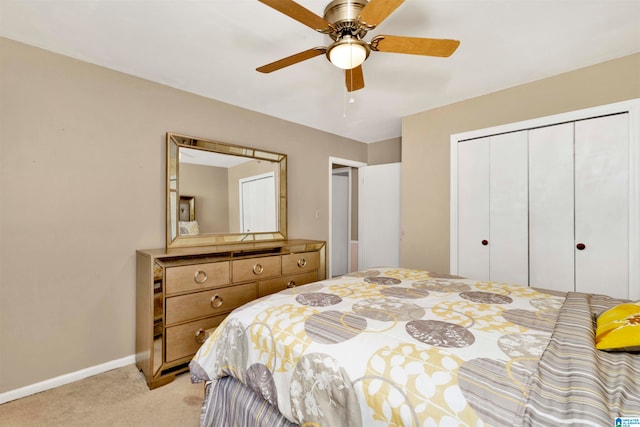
[179,196,195,222]
[166,133,287,248]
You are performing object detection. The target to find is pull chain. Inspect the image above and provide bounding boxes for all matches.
[343,81,356,118]
[343,87,347,118]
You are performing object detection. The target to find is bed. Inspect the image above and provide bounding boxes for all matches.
[189,267,640,426]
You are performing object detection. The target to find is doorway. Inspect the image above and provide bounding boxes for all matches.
[329,158,402,278]
[329,157,366,278]
[331,168,351,277]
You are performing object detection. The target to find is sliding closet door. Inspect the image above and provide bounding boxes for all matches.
[529,123,575,292]
[453,100,637,298]
[574,114,629,298]
[489,132,529,285]
[457,133,528,284]
[457,138,490,280]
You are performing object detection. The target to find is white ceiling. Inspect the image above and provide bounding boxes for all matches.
[1,0,639,143]
[180,147,252,167]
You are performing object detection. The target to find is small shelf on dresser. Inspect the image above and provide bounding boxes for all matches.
[135,239,325,389]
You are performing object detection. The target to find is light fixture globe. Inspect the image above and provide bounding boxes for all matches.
[327,36,369,69]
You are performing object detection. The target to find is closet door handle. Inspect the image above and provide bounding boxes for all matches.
[576,243,586,250]
[481,240,489,246]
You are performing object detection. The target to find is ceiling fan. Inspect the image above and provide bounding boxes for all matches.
[256,0,460,92]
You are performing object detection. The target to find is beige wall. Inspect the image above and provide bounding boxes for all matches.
[0,37,369,393]
[368,137,401,165]
[180,163,229,233]
[401,53,640,274]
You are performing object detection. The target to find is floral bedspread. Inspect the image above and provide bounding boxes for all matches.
[190,268,565,426]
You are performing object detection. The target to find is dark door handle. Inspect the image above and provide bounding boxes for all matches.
[481,240,489,246]
[576,243,586,250]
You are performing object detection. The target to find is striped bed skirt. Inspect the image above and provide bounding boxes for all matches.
[201,376,298,427]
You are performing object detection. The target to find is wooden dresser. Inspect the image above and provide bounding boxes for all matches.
[136,239,325,389]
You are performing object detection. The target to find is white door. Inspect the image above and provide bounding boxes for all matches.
[574,114,629,298]
[488,131,529,285]
[452,100,638,299]
[457,132,528,284]
[529,123,575,292]
[359,163,401,269]
[457,137,490,280]
[240,173,276,233]
[331,169,350,277]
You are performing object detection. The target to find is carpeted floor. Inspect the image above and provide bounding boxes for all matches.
[0,365,203,426]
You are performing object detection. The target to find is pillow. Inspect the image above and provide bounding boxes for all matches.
[595,303,640,351]
[178,220,200,236]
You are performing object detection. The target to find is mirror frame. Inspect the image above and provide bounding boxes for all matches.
[166,133,287,248]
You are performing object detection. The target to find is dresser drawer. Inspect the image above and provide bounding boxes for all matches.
[165,282,257,325]
[165,261,230,295]
[282,251,320,275]
[258,271,318,298]
[165,314,226,363]
[232,255,281,283]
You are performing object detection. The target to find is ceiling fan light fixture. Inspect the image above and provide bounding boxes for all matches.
[327,37,369,69]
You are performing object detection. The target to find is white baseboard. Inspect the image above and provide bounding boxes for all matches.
[0,354,136,404]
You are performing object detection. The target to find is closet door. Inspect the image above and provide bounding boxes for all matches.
[452,100,637,298]
[489,132,529,284]
[457,132,528,284]
[457,138,490,280]
[529,123,575,292]
[574,114,629,298]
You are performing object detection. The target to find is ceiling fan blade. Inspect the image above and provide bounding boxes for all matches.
[345,66,364,92]
[257,47,327,73]
[371,35,460,57]
[258,0,332,32]
[358,0,404,29]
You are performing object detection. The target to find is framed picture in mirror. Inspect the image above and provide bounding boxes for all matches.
[179,196,195,221]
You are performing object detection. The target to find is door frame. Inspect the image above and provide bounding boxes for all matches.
[328,157,367,278]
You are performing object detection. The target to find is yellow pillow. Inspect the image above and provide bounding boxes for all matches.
[595,303,640,351]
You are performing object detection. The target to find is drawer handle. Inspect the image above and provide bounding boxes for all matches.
[210,294,224,308]
[576,243,586,250]
[194,270,208,284]
[195,328,208,344]
[297,258,307,268]
[481,240,489,246]
[253,263,264,275]
[287,280,296,288]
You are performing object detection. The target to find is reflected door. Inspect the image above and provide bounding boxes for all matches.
[240,173,276,233]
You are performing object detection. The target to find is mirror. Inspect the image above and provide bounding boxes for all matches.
[166,133,287,248]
